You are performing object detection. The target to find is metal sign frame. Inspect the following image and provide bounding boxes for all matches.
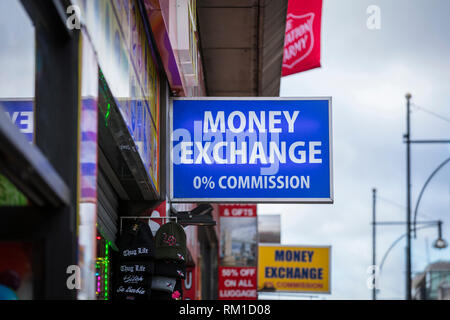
[169,97,333,203]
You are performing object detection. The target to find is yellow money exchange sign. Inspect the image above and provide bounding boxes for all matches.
[258,245,331,293]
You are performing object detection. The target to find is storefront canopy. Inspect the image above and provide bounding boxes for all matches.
[197,0,288,97]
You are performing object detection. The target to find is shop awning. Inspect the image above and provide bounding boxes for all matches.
[197,0,288,97]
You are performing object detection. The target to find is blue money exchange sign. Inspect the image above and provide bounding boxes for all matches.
[170,98,333,203]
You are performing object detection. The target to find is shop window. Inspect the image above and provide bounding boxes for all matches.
[0,2,36,299]
[0,0,36,206]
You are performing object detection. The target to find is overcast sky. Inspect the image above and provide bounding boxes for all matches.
[0,1,34,98]
[260,0,450,300]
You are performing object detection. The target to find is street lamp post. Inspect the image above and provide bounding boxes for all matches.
[405,93,412,300]
[403,93,450,299]
[372,188,377,300]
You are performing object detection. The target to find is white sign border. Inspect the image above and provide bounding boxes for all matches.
[169,97,333,204]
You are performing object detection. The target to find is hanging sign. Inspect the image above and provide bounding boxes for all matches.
[258,245,331,294]
[282,0,323,76]
[170,98,333,203]
[218,204,258,300]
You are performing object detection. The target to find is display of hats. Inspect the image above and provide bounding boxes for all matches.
[118,220,155,261]
[118,261,154,275]
[154,222,187,262]
[114,219,186,300]
[114,219,156,301]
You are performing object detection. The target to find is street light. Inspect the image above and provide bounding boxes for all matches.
[371,187,448,300]
[433,238,448,249]
[433,221,448,249]
[403,93,450,300]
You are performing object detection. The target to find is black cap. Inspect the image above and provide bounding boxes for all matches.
[116,274,152,286]
[151,279,183,300]
[117,261,155,275]
[118,220,155,260]
[154,260,186,279]
[114,284,151,301]
[154,222,186,262]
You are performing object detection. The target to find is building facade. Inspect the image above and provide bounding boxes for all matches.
[413,261,450,300]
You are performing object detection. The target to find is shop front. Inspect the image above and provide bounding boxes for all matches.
[1,0,287,301]
[0,0,212,300]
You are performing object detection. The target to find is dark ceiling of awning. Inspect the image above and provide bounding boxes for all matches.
[197,0,288,97]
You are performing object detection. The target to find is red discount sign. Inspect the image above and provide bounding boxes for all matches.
[282,0,323,76]
[218,267,257,300]
[218,204,258,300]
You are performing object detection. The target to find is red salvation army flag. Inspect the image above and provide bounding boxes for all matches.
[282,0,323,77]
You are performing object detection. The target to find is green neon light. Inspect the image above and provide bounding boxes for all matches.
[105,103,111,127]
[104,242,109,300]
